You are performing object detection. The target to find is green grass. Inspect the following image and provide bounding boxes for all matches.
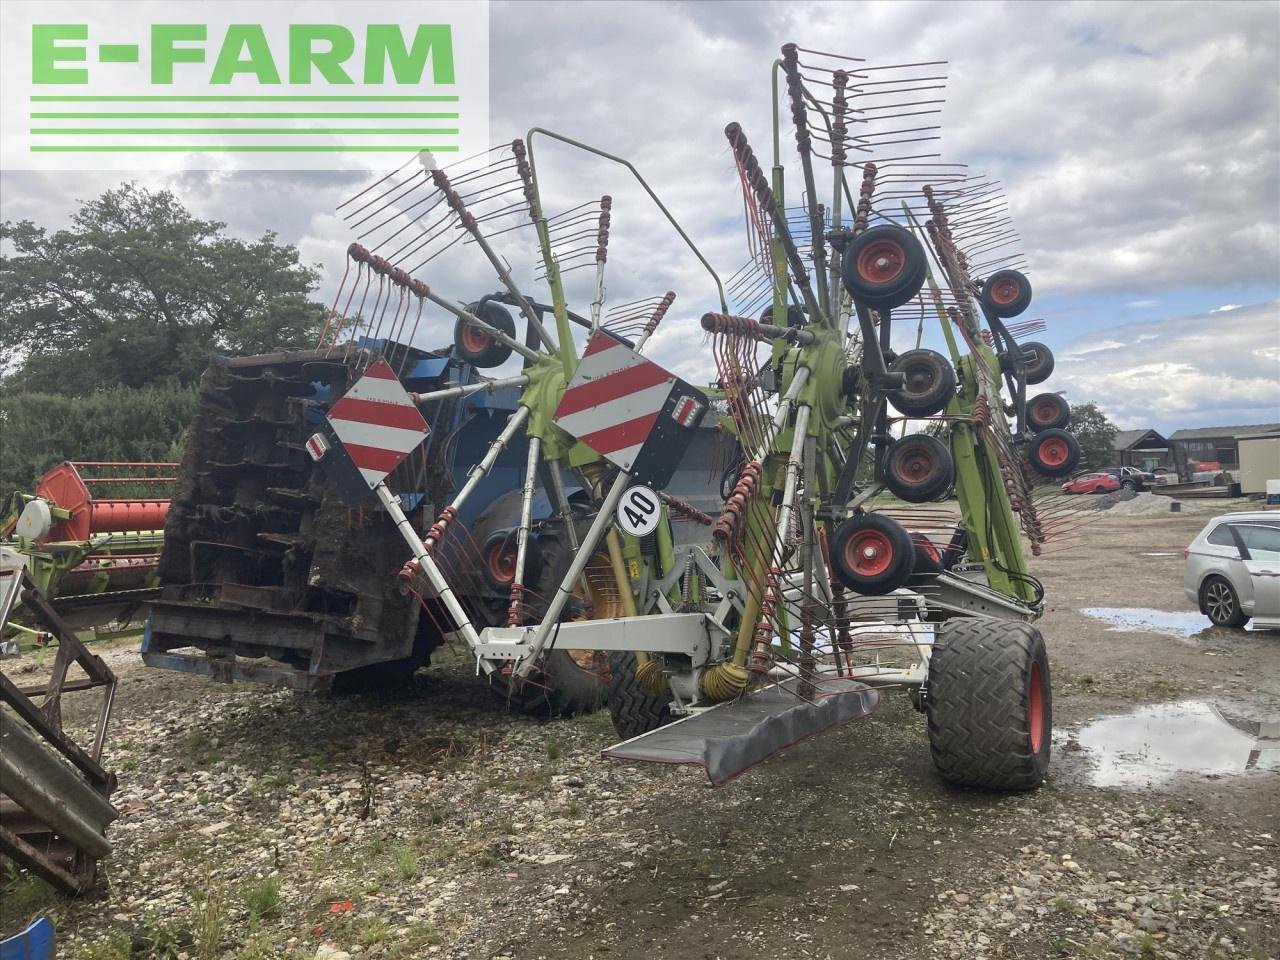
[0,867,61,927]
[192,882,227,960]
[393,845,419,881]
[241,874,282,921]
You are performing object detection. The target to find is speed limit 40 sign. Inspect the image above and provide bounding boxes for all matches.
[616,485,661,537]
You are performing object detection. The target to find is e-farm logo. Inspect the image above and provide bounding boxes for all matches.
[0,1,490,172]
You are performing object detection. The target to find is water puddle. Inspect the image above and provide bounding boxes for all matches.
[1081,607,1209,641]
[1059,700,1280,788]
[1137,552,1178,557]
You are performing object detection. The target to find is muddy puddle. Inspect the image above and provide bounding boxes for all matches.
[1081,606,1210,641]
[1058,700,1280,788]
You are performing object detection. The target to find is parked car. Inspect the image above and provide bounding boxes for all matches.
[1061,472,1121,495]
[1102,466,1158,490]
[1183,512,1280,629]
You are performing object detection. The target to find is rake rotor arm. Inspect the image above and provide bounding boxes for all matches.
[410,374,530,406]
[525,127,728,313]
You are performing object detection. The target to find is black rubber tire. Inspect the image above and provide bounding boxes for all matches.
[487,522,607,716]
[1200,575,1249,629]
[720,459,743,501]
[883,435,954,503]
[840,224,928,311]
[479,529,543,593]
[887,349,956,417]
[1018,341,1055,385]
[909,533,944,582]
[980,269,1033,318]
[830,513,915,596]
[1120,479,1136,491]
[454,301,516,368]
[927,618,1051,790]
[1026,393,1070,432]
[1026,428,1081,478]
[606,652,673,740]
[942,525,969,570]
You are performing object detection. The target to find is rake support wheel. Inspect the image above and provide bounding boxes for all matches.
[1026,393,1070,432]
[884,435,954,503]
[980,269,1033,318]
[840,224,928,311]
[1027,428,1081,478]
[1018,341,1055,385]
[887,349,956,417]
[606,652,673,740]
[830,513,915,596]
[926,618,1051,790]
[454,301,517,368]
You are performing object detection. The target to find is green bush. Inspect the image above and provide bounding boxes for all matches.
[0,382,197,495]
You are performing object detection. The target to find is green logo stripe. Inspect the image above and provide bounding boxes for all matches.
[31,128,459,136]
[29,145,463,153]
[31,112,457,119]
[30,95,460,102]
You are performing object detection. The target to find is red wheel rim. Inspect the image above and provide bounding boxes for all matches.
[844,529,894,577]
[918,536,941,565]
[1032,399,1058,424]
[461,323,491,355]
[1028,660,1046,753]
[894,445,939,484]
[1038,437,1070,467]
[855,239,907,285]
[989,277,1022,306]
[485,541,516,585]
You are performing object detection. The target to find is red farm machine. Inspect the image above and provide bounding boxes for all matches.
[139,43,1098,789]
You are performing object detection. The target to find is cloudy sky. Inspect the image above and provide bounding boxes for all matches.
[2,0,1277,432]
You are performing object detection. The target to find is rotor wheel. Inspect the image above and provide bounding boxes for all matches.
[839,224,928,311]
[926,618,1051,790]
[454,301,516,368]
[887,349,956,417]
[830,513,915,596]
[1026,392,1070,432]
[979,269,1033,318]
[1018,341,1055,385]
[909,532,945,582]
[480,529,543,592]
[883,435,955,503]
[1027,428,1081,478]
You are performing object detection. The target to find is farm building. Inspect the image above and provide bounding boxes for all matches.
[1168,423,1280,473]
[1112,428,1173,471]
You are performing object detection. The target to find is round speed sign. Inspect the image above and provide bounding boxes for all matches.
[616,484,661,537]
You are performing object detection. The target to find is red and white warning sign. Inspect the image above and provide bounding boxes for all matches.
[553,330,707,488]
[325,358,430,490]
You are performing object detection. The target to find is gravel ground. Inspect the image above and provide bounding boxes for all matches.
[2,508,1278,960]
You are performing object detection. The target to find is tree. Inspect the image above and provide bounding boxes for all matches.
[1068,401,1118,470]
[1,183,324,394]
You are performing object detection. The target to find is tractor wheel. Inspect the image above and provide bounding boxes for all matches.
[926,618,1051,790]
[454,301,516,368]
[909,533,944,582]
[840,224,928,311]
[1026,392,1070,432]
[1200,575,1249,628]
[830,513,915,596]
[887,349,956,417]
[1027,428,1081,478]
[606,652,673,740]
[480,529,543,593]
[1018,341,1055,385]
[883,435,954,503]
[979,269,1033,318]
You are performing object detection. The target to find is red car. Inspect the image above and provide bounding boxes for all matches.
[1061,472,1121,494]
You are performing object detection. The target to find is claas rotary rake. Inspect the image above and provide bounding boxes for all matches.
[304,43,1096,789]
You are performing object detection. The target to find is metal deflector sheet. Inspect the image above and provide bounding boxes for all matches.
[602,679,879,786]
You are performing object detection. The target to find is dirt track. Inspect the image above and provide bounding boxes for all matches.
[3,508,1278,960]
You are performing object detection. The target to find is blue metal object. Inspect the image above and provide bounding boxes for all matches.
[0,917,56,960]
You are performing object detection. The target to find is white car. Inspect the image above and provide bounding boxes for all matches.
[1183,512,1280,629]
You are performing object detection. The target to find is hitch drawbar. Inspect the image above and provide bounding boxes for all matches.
[603,678,880,786]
